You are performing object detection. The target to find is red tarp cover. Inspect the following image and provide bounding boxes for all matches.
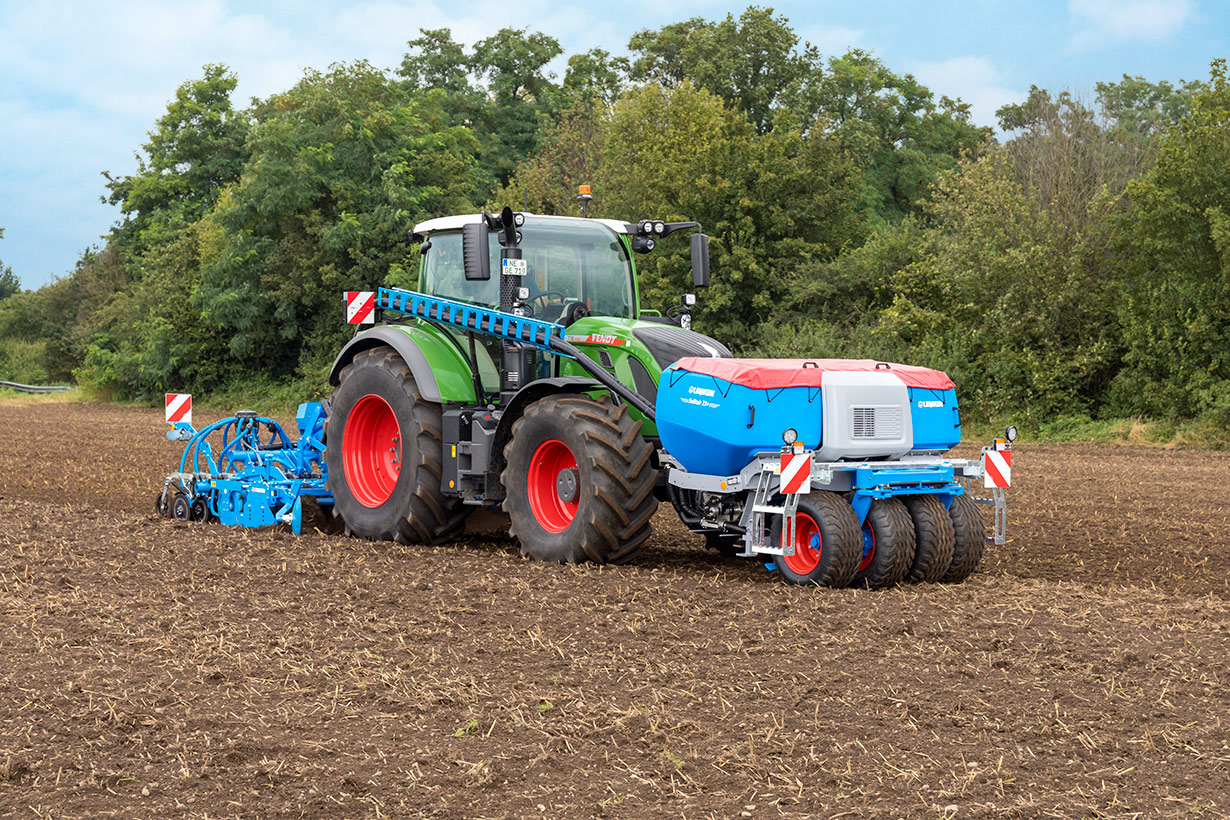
[669,358,956,391]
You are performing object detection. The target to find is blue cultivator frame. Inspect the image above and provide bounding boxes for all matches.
[156,402,334,534]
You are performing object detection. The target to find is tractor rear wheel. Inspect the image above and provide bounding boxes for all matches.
[502,394,657,564]
[902,494,955,583]
[773,493,862,587]
[325,347,468,543]
[852,498,916,589]
[942,494,986,583]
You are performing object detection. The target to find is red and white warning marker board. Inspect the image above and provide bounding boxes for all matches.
[984,448,1012,488]
[780,451,812,494]
[346,291,376,324]
[165,393,192,425]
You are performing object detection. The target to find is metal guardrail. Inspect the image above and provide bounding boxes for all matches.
[0,380,71,393]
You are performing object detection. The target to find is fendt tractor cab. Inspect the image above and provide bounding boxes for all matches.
[159,199,1011,588]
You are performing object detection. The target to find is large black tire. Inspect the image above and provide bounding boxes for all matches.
[773,492,862,587]
[502,394,657,564]
[942,494,986,583]
[325,347,468,543]
[902,494,956,583]
[852,497,916,589]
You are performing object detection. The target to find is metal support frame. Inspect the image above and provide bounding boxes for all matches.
[964,444,1010,546]
[666,447,1008,559]
[736,464,798,558]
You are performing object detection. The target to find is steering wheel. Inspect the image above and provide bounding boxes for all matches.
[524,290,568,320]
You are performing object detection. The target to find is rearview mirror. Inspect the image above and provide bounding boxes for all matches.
[462,222,490,281]
[690,233,710,289]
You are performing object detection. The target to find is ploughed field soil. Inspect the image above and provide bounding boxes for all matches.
[1,402,1226,820]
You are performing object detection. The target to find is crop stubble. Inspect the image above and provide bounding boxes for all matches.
[0,403,1226,819]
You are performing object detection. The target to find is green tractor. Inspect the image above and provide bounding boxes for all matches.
[324,207,725,563]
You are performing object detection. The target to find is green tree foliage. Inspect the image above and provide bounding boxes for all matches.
[105,65,250,252]
[468,29,563,187]
[202,61,483,379]
[0,228,18,301]
[4,7,1225,431]
[494,96,606,216]
[563,48,629,106]
[398,28,472,95]
[1109,60,1230,422]
[1096,74,1206,141]
[881,154,1121,420]
[0,246,127,383]
[814,51,990,222]
[397,27,564,193]
[594,83,862,341]
[629,7,816,135]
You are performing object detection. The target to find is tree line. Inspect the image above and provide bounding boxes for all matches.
[0,7,1226,427]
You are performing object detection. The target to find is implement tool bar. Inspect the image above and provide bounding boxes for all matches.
[378,288,567,354]
[377,287,656,421]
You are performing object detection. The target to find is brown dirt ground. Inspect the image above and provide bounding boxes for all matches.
[0,402,1226,820]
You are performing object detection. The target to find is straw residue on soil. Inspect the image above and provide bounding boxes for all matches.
[1,402,1226,819]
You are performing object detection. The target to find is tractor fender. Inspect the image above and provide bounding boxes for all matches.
[488,377,605,492]
[328,325,477,404]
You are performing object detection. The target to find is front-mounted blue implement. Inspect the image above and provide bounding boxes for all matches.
[155,402,335,535]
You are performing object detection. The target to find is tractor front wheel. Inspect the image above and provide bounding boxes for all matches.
[502,394,657,564]
[325,347,468,543]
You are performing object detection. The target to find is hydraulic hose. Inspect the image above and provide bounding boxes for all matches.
[548,336,656,421]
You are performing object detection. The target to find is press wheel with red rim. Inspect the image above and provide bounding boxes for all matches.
[852,497,916,589]
[502,394,658,564]
[324,347,468,543]
[771,493,861,587]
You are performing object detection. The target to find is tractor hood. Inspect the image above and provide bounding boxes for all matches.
[563,318,731,369]
[631,324,731,368]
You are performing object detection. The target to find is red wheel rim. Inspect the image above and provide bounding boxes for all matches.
[782,512,822,574]
[526,439,579,532]
[857,524,876,572]
[342,394,402,508]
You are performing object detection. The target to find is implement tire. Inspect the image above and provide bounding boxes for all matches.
[942,494,986,583]
[773,492,862,587]
[902,494,956,583]
[502,394,657,564]
[325,347,468,543]
[852,497,916,589]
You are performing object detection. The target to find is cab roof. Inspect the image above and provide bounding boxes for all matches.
[413,213,630,236]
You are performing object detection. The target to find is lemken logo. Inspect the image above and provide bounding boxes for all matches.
[916,400,944,408]
[688,385,716,397]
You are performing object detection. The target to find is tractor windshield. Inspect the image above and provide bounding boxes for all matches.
[420,217,635,320]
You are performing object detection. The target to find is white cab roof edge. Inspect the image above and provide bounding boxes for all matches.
[413,213,630,235]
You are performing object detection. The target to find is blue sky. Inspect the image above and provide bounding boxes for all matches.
[1,0,1224,288]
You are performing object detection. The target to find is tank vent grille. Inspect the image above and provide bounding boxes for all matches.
[851,406,903,439]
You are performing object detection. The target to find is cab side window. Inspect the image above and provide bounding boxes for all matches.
[421,232,497,306]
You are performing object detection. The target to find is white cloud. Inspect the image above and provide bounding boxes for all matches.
[0,0,631,285]
[906,56,1027,130]
[1068,0,1194,49]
